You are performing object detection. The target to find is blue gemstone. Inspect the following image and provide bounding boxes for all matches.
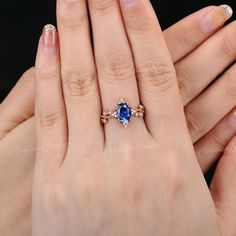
[117,102,132,126]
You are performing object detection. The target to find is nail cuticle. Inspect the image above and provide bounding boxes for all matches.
[122,0,139,8]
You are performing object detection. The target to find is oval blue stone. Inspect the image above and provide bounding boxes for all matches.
[117,102,132,125]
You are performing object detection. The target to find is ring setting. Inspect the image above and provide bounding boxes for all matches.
[101,99,145,127]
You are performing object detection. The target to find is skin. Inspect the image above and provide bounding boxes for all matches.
[32,0,236,235]
[1,3,236,235]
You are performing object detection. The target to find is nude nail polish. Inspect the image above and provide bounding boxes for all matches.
[122,0,139,8]
[42,24,57,48]
[203,4,233,32]
[219,4,233,18]
[64,0,79,2]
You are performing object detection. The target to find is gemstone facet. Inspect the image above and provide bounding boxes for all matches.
[115,100,132,127]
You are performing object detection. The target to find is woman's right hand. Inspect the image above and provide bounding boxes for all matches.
[164,5,236,172]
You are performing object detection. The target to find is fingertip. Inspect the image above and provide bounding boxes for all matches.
[202,4,233,32]
[219,4,233,19]
[38,24,58,53]
[36,24,60,74]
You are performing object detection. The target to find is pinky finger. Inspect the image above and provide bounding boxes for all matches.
[194,108,236,173]
[35,25,67,175]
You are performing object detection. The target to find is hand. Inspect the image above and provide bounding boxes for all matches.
[0,69,35,236]
[32,0,236,235]
[1,4,236,235]
[164,5,236,172]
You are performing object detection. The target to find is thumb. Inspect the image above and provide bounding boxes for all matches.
[0,67,35,140]
[210,136,236,236]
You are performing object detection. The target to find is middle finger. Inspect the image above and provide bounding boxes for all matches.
[87,0,146,142]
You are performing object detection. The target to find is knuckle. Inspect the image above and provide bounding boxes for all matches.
[58,2,86,28]
[185,107,204,138]
[62,68,97,98]
[90,0,114,12]
[38,107,63,129]
[98,54,134,84]
[137,60,175,93]
[225,69,236,96]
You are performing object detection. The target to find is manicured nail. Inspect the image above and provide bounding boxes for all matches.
[122,0,139,8]
[219,4,233,18]
[203,5,233,32]
[42,24,57,48]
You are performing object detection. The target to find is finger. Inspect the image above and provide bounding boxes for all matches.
[0,68,35,140]
[35,25,67,174]
[57,0,103,150]
[210,137,236,235]
[87,0,146,141]
[164,5,233,63]
[194,108,236,173]
[176,21,236,105]
[0,118,35,236]
[119,0,189,141]
[185,62,236,142]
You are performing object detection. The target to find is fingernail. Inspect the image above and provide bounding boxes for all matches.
[122,0,139,8]
[229,110,236,126]
[42,24,57,48]
[219,4,233,18]
[64,0,79,2]
[203,5,233,32]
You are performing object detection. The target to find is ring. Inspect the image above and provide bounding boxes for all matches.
[101,99,145,128]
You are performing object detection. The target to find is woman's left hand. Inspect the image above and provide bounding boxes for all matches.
[1,3,236,235]
[32,0,236,235]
